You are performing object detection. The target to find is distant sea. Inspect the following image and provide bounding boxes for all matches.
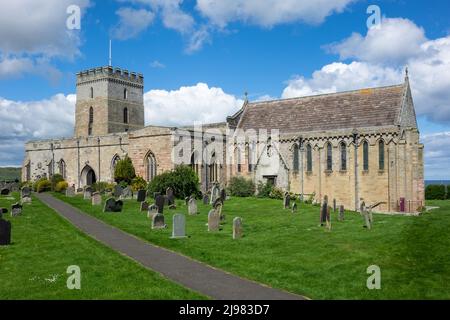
[426,180,450,186]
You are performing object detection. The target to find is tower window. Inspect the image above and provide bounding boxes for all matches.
[293,144,299,172]
[340,142,347,171]
[123,107,129,124]
[90,87,94,99]
[88,107,94,136]
[379,140,385,171]
[326,143,333,171]
[124,88,128,100]
[363,141,369,171]
[306,144,313,172]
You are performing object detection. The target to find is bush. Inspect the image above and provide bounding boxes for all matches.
[131,176,147,192]
[51,174,65,191]
[148,165,200,199]
[114,156,136,184]
[55,181,68,193]
[227,177,255,197]
[33,177,47,192]
[257,181,273,198]
[36,179,51,193]
[269,187,284,200]
[425,185,446,200]
[92,182,115,193]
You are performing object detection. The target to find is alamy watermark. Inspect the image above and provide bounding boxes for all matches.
[367,5,381,30]
[66,5,81,30]
[366,265,381,290]
[67,265,81,290]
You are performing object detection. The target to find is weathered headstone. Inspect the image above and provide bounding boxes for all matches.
[320,196,328,226]
[84,188,93,200]
[1,188,10,196]
[152,213,166,229]
[76,188,83,194]
[140,201,149,212]
[171,214,187,239]
[21,187,32,203]
[339,205,345,221]
[188,197,198,215]
[214,203,224,221]
[11,203,23,217]
[220,188,227,202]
[208,209,220,232]
[210,184,220,205]
[66,186,75,197]
[283,192,291,209]
[155,195,165,214]
[114,185,123,198]
[91,192,102,206]
[212,197,223,209]
[202,194,209,205]
[326,206,332,231]
[233,217,243,239]
[121,186,133,199]
[185,197,190,205]
[103,198,123,213]
[137,190,147,202]
[153,192,161,200]
[291,202,298,213]
[147,204,158,219]
[166,187,175,206]
[362,207,373,230]
[0,209,11,246]
[333,199,337,212]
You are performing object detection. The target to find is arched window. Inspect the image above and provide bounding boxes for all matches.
[306,144,313,172]
[340,142,347,171]
[58,159,66,179]
[209,152,218,183]
[123,108,128,124]
[124,88,128,100]
[247,145,254,173]
[88,107,94,136]
[326,143,333,171]
[111,154,120,178]
[90,87,94,99]
[379,140,385,171]
[292,144,299,172]
[363,141,369,171]
[48,160,54,177]
[190,151,199,175]
[25,161,31,181]
[235,147,242,173]
[146,152,157,181]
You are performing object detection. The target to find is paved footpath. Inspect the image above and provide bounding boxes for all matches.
[36,193,306,300]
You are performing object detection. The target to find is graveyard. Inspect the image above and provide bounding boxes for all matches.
[43,191,450,300]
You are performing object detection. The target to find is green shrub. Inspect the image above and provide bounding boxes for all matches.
[257,181,273,198]
[55,181,68,192]
[92,182,115,193]
[36,179,51,193]
[425,185,446,200]
[269,187,284,200]
[227,177,255,197]
[51,174,65,191]
[114,156,136,184]
[33,177,47,192]
[148,165,200,199]
[131,176,147,192]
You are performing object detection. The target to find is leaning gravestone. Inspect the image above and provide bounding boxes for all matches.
[147,204,158,219]
[84,188,93,200]
[155,195,165,214]
[202,194,209,205]
[171,214,187,239]
[114,185,123,198]
[103,198,123,213]
[362,208,373,230]
[208,209,220,232]
[11,203,23,217]
[66,186,75,197]
[152,213,166,229]
[188,197,198,215]
[121,187,133,199]
[333,199,337,212]
[210,184,220,205]
[91,192,102,206]
[140,201,149,212]
[339,205,345,221]
[0,209,11,246]
[166,187,175,207]
[233,217,243,239]
[214,203,224,220]
[291,202,298,213]
[283,192,291,209]
[1,188,10,196]
[185,197,190,205]
[153,192,161,200]
[212,197,223,209]
[220,188,227,202]
[137,190,147,202]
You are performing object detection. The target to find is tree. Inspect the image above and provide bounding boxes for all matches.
[147,165,200,199]
[114,156,136,184]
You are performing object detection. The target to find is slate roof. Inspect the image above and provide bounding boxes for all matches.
[235,83,406,134]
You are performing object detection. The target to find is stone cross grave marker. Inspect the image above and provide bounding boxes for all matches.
[233,217,243,240]
[171,214,187,239]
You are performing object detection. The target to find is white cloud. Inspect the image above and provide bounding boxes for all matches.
[422,132,450,179]
[196,0,355,28]
[150,60,165,68]
[112,7,155,40]
[144,83,243,126]
[328,18,427,64]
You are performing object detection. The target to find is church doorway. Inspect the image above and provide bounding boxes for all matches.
[81,165,97,186]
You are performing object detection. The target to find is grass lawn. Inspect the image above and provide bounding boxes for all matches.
[53,192,450,300]
[0,193,205,300]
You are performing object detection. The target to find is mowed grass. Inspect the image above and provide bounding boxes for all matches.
[53,193,450,300]
[0,193,205,300]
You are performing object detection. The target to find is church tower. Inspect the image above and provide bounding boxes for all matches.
[74,66,145,137]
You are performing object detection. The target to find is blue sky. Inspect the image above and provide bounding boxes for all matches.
[0,0,449,179]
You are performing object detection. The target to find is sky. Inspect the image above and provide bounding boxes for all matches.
[0,0,449,179]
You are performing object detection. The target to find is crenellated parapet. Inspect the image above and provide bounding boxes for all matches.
[76,66,144,88]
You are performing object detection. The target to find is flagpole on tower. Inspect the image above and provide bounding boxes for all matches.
[109,40,112,67]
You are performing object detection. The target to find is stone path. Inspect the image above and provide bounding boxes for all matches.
[36,193,306,300]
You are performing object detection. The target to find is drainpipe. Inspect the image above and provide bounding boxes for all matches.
[50,143,55,178]
[97,137,101,182]
[77,139,80,189]
[353,130,359,212]
[299,136,304,201]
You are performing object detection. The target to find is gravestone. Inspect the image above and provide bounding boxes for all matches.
[121,187,133,199]
[140,201,149,212]
[185,197,190,205]
[333,199,337,212]
[84,188,93,200]
[0,209,11,246]
[283,192,291,209]
[326,206,332,231]
[153,192,161,200]
[171,214,187,239]
[76,188,83,194]
[91,192,102,206]
[66,186,75,197]
[152,213,166,229]
[1,188,10,196]
[137,190,147,202]
[214,203,224,222]
[114,185,123,198]
[210,184,220,205]
[103,198,123,213]
[291,202,298,213]
[208,209,220,232]
[166,187,175,207]
[212,197,223,209]
[188,197,198,215]
[362,207,373,230]
[155,195,165,214]
[11,203,23,217]
[233,217,243,239]
[220,188,227,202]
[339,205,345,221]
[21,187,32,203]
[147,204,158,219]
[320,196,328,226]
[202,194,209,205]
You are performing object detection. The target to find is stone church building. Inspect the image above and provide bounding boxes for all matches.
[22,66,424,213]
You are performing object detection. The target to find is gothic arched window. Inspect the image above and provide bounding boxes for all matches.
[293,144,299,172]
[124,88,128,100]
[123,108,128,124]
[59,159,66,179]
[363,141,369,171]
[306,144,313,172]
[379,140,385,171]
[247,145,254,173]
[146,152,157,182]
[326,143,333,171]
[190,151,199,176]
[235,147,242,173]
[209,152,218,183]
[340,142,347,171]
